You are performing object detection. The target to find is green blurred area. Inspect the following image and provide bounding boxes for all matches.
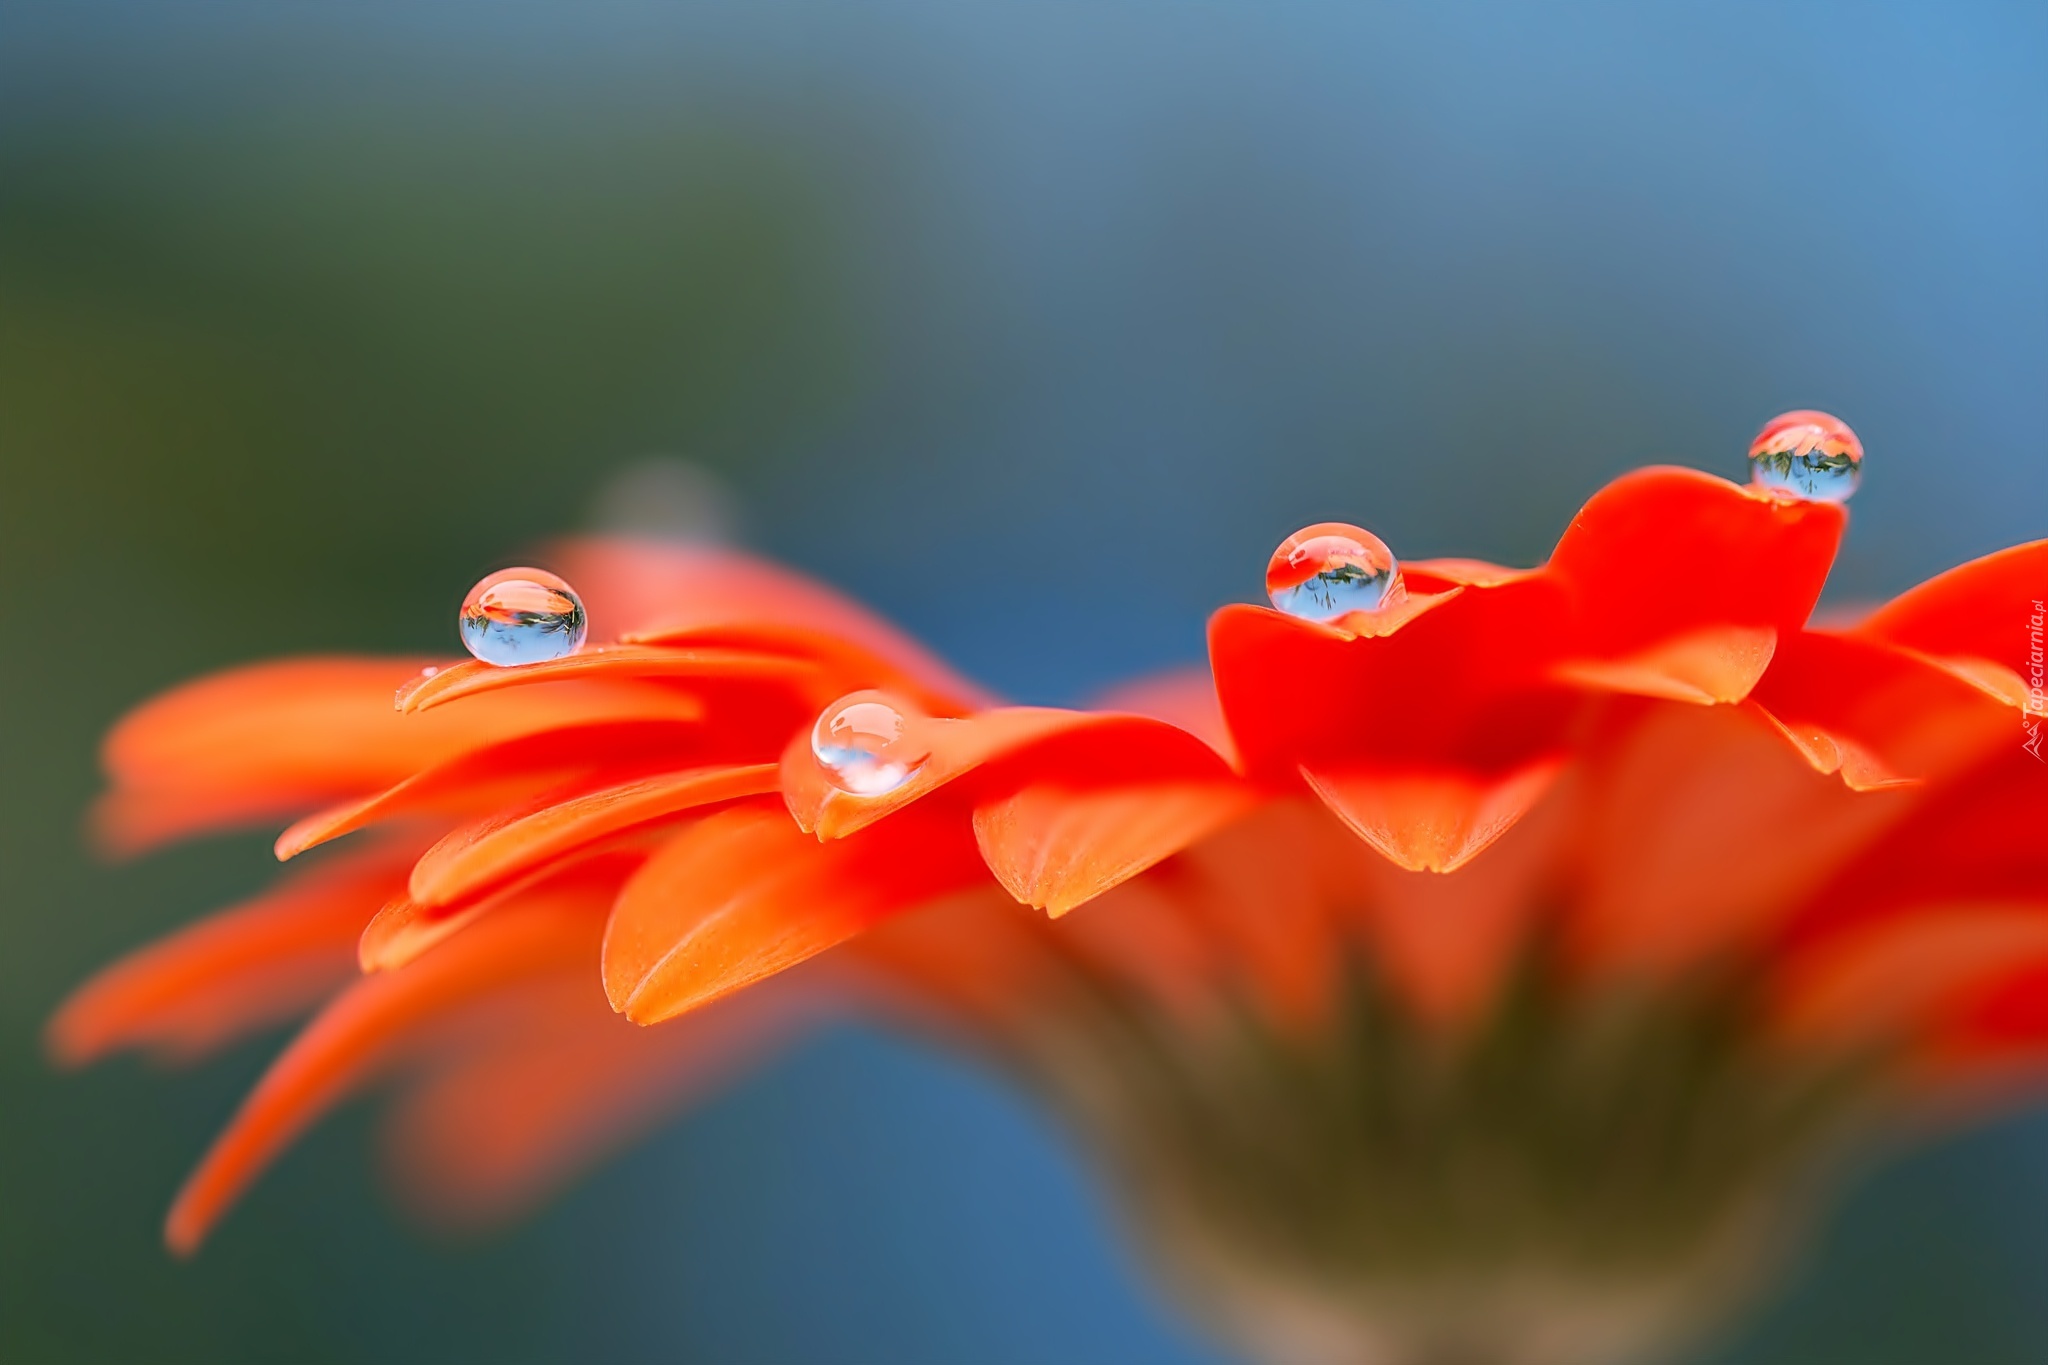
[0,112,849,1361]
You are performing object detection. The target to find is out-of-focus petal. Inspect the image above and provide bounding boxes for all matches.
[162,895,603,1255]
[973,781,1261,916]
[1091,668,1238,768]
[1748,631,2013,790]
[45,839,417,1068]
[1571,703,1915,976]
[409,764,778,908]
[1772,904,2048,1050]
[379,973,815,1229]
[602,806,987,1024]
[555,538,997,710]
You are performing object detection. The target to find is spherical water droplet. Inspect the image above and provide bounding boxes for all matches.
[1748,410,1863,503]
[459,568,588,667]
[812,691,930,796]
[1266,523,1406,622]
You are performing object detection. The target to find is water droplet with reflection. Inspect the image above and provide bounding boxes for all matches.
[459,568,588,666]
[1748,410,1862,503]
[1266,523,1405,622]
[812,692,930,796]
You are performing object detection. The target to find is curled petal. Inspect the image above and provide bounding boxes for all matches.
[1553,625,1777,706]
[1545,466,1845,648]
[602,806,987,1024]
[1298,760,1563,874]
[1207,584,1572,779]
[974,781,1261,916]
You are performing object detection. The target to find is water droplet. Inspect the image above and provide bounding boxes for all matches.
[812,691,930,796]
[1748,410,1862,503]
[1266,523,1405,622]
[459,568,588,666]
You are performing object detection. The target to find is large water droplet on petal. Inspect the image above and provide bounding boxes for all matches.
[812,691,930,796]
[1266,523,1406,622]
[1748,410,1863,503]
[459,568,588,666]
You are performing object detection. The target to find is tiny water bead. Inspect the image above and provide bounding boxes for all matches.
[812,692,931,796]
[459,568,588,667]
[1266,523,1406,622]
[1748,410,1863,503]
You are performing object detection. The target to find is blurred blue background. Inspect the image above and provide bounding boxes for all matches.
[4,1,2047,1360]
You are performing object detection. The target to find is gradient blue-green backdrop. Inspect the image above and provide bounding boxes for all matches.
[5,2,2047,1360]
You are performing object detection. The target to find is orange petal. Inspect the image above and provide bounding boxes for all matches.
[1404,557,1537,590]
[1856,538,2048,678]
[1320,588,1465,640]
[602,806,987,1023]
[162,896,601,1254]
[1553,625,1777,705]
[409,764,779,908]
[1350,775,1576,1028]
[99,657,716,855]
[1545,466,1845,649]
[361,850,646,973]
[1773,904,2048,1050]
[1207,583,1575,779]
[1570,702,1916,977]
[1784,746,2048,949]
[46,839,417,1068]
[973,781,1260,916]
[394,644,812,713]
[276,719,708,860]
[554,537,998,710]
[1298,760,1563,874]
[783,706,1235,841]
[1748,630,2013,789]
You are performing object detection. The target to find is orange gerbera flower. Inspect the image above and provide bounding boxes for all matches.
[51,422,2048,1364]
